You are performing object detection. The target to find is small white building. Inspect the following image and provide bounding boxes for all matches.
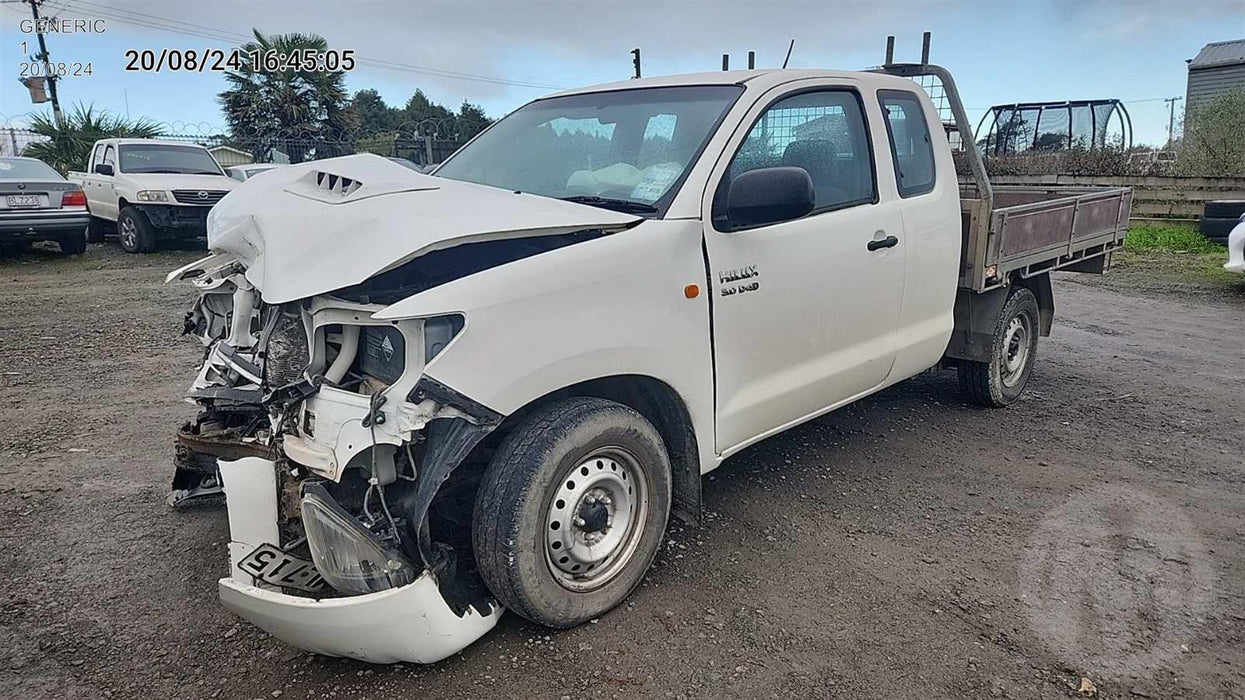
[208,145,254,167]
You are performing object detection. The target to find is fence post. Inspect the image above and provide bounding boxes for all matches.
[424,135,433,166]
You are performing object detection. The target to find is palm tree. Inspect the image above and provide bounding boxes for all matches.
[218,30,351,162]
[22,104,162,174]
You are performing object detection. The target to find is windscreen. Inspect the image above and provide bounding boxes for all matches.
[0,158,64,180]
[435,85,743,211]
[118,144,224,175]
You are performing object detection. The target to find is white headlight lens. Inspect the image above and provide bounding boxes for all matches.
[136,190,169,202]
[301,483,418,595]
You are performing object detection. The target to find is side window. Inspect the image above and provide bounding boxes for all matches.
[102,145,116,170]
[89,145,101,170]
[879,91,936,197]
[714,89,875,228]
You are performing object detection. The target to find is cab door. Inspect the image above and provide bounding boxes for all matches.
[94,144,119,220]
[702,83,906,455]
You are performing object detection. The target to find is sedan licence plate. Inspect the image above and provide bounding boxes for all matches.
[6,194,42,208]
[237,543,327,593]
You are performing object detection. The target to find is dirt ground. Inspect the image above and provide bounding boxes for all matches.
[1,243,1242,700]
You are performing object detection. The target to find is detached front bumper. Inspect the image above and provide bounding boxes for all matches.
[219,572,500,664]
[218,456,502,664]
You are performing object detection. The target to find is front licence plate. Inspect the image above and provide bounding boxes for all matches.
[237,543,327,593]
[6,194,42,208]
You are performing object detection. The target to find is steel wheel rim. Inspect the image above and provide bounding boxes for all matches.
[119,216,136,248]
[544,447,649,592]
[1001,313,1031,387]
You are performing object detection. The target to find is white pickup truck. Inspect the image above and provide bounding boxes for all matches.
[69,138,236,252]
[167,59,1130,664]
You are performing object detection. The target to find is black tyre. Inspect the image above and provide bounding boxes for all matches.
[117,207,157,253]
[58,230,87,255]
[473,397,671,628]
[1199,216,1239,240]
[1203,200,1245,220]
[958,286,1040,408]
[86,216,110,243]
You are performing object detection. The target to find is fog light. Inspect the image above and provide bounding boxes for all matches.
[301,482,418,595]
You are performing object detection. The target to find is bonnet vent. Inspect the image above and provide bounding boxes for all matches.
[314,171,363,197]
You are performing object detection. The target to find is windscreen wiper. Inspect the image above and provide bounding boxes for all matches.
[559,195,658,214]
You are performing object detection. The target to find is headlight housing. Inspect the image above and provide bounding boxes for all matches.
[423,314,464,362]
[136,189,169,202]
[301,482,419,595]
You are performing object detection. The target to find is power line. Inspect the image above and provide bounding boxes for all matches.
[45,0,564,90]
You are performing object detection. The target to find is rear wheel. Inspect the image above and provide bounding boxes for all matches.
[473,397,671,628]
[958,286,1039,407]
[117,207,157,253]
[58,230,87,255]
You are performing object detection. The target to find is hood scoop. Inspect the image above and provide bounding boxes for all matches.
[315,171,363,197]
[283,159,438,204]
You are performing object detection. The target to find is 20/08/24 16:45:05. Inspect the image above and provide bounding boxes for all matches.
[122,48,356,73]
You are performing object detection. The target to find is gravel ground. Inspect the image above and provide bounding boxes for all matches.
[1,243,1242,700]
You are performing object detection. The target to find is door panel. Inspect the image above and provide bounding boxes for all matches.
[877,90,962,380]
[703,86,906,454]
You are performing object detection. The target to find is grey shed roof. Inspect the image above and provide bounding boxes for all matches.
[1189,39,1245,70]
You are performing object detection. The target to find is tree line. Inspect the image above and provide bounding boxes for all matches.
[219,30,494,145]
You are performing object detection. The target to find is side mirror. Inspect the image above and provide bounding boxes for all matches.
[726,166,815,230]
[94,163,114,176]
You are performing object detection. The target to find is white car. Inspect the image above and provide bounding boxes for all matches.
[227,164,286,182]
[68,139,237,252]
[1225,213,1245,275]
[167,60,1131,664]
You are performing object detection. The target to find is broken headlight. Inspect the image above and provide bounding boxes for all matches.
[301,483,418,595]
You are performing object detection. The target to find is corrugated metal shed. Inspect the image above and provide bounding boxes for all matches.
[1187,39,1245,109]
[1189,39,1245,69]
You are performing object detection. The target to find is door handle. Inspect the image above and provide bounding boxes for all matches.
[867,235,899,251]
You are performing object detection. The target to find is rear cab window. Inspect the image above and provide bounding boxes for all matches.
[878,90,936,197]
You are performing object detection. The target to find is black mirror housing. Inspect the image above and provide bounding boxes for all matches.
[95,163,114,176]
[726,166,815,230]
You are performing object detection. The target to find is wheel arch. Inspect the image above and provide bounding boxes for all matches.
[480,374,703,527]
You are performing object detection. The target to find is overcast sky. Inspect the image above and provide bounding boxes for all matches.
[2,0,1242,145]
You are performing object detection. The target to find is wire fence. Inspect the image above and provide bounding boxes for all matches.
[0,125,464,169]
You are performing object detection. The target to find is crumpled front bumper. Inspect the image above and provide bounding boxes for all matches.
[217,457,502,664]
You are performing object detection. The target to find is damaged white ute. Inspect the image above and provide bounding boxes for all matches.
[169,62,1129,664]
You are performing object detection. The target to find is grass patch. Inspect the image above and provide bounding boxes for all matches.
[1065,225,1243,303]
[1124,225,1225,254]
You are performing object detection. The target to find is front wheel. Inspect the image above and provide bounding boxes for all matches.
[958,286,1040,407]
[473,397,671,628]
[117,207,157,253]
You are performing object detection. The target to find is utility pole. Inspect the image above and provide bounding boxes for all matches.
[26,0,65,129]
[1163,96,1182,148]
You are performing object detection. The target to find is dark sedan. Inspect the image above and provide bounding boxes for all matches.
[0,157,91,254]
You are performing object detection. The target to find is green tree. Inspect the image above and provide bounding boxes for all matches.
[218,30,350,161]
[351,88,400,133]
[22,103,161,174]
[1178,89,1245,176]
[456,100,493,140]
[402,89,456,135]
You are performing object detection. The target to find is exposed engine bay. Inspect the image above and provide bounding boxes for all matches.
[169,252,503,628]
